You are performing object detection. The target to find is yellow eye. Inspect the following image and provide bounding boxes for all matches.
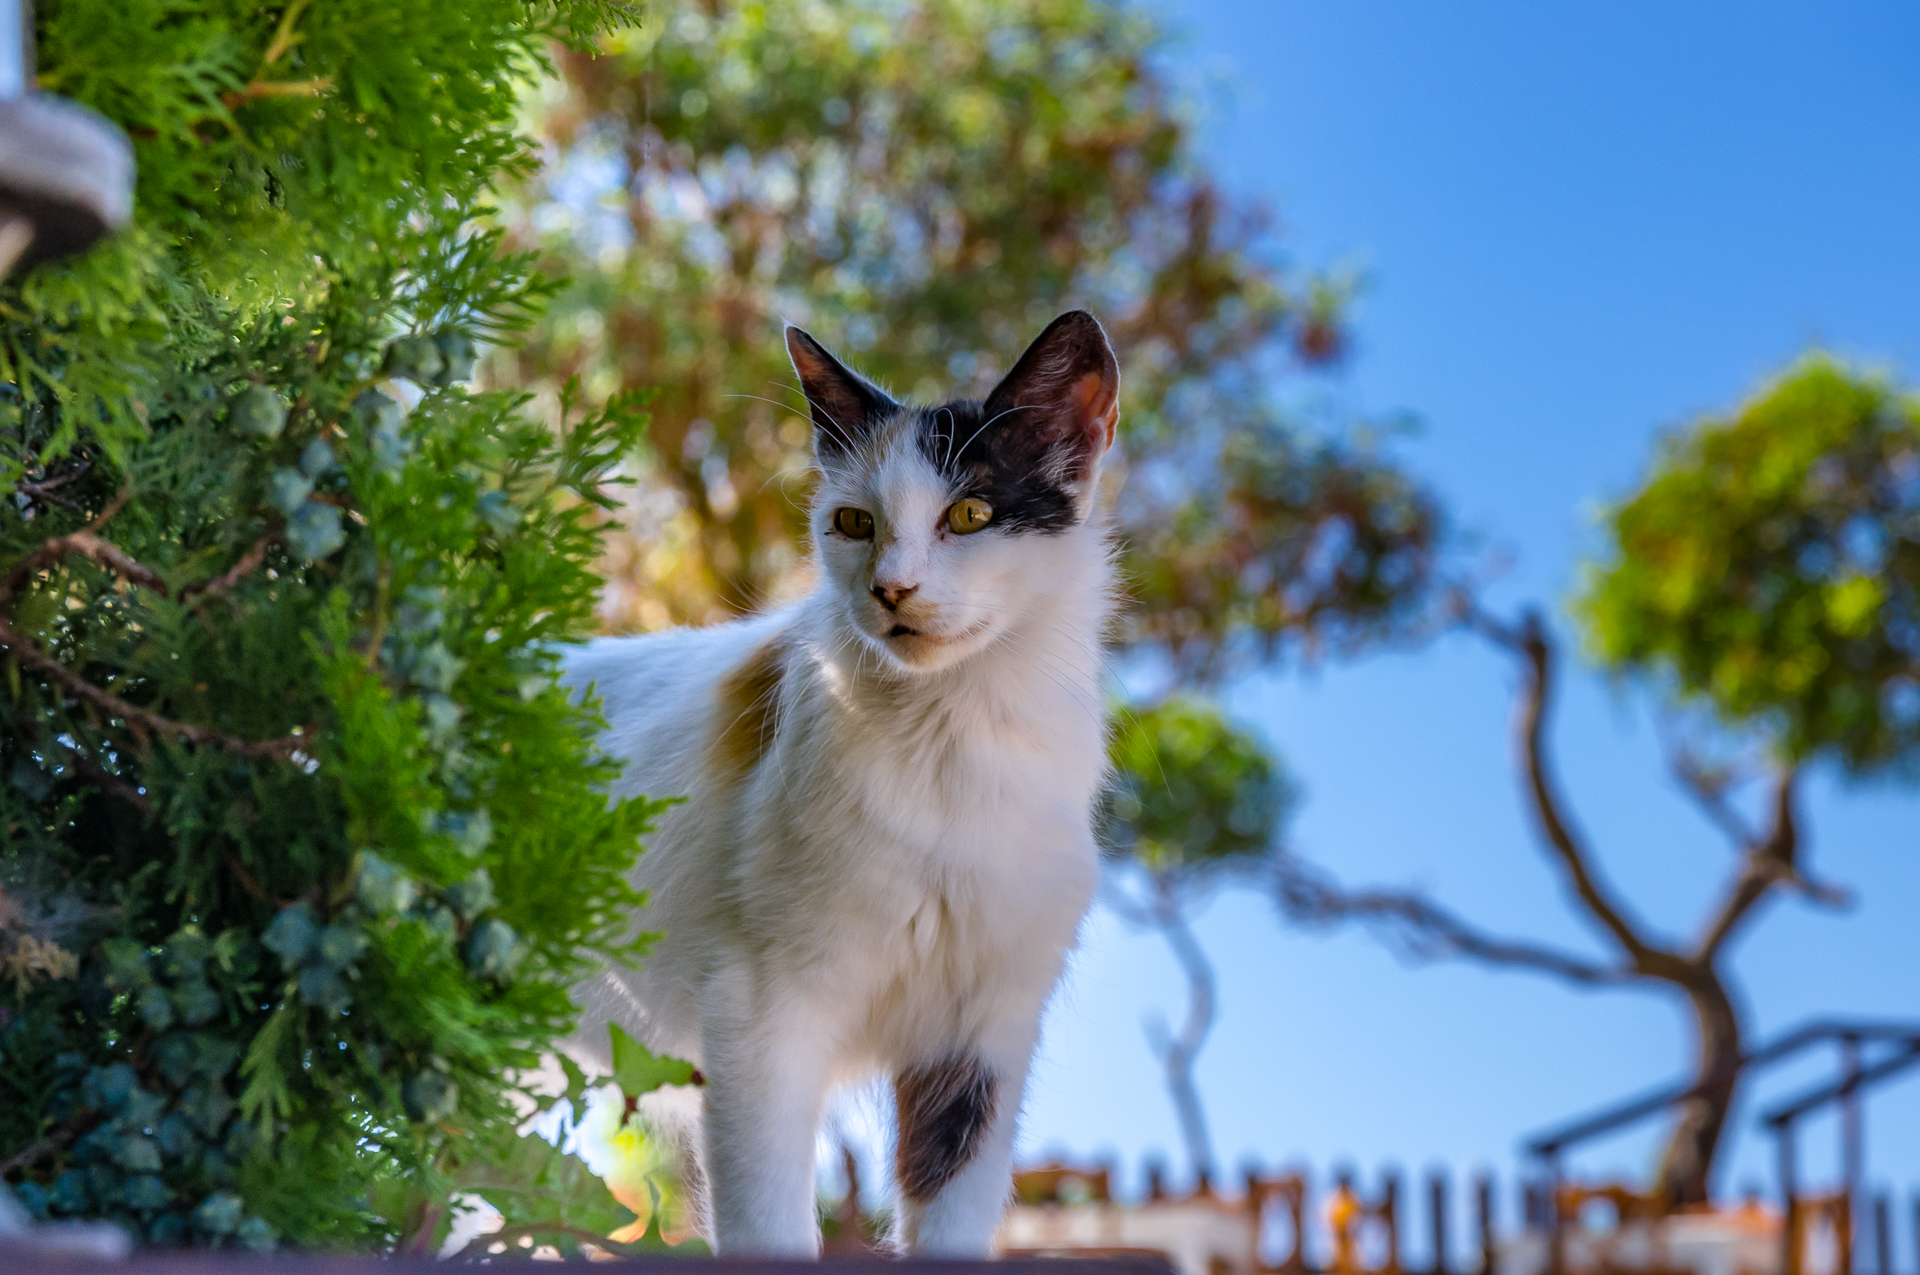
[832,507,874,539]
[946,497,993,535]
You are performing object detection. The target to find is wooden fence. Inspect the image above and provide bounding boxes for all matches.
[1002,1162,1920,1275]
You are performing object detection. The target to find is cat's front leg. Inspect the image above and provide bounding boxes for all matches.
[699,964,833,1256]
[891,1023,1040,1256]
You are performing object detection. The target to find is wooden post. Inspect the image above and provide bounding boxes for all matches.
[1475,1175,1495,1275]
[1244,1167,1266,1275]
[1843,1037,1862,1275]
[1779,1122,1800,1275]
[1290,1173,1311,1275]
[1382,1171,1403,1275]
[1430,1171,1450,1275]
[1545,1154,1564,1275]
[1840,1193,1856,1275]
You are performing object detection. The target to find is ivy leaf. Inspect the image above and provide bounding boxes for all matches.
[607,1023,697,1097]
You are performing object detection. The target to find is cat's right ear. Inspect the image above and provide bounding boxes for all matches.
[785,327,900,458]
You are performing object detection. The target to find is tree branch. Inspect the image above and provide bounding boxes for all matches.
[1146,875,1218,1180]
[13,458,92,511]
[1665,740,1759,850]
[59,739,151,814]
[0,612,305,760]
[1,530,168,606]
[1692,769,1833,962]
[11,715,151,814]
[1,510,303,761]
[1463,603,1665,969]
[0,1118,87,1177]
[1277,863,1635,986]
[179,536,275,606]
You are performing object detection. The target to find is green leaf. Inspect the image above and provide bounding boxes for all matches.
[608,1023,697,1097]
[235,1004,296,1138]
[461,1130,636,1253]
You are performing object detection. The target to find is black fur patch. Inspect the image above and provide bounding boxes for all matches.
[915,401,1079,534]
[894,1055,998,1202]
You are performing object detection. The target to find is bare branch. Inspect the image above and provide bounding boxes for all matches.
[1096,873,1156,928]
[14,458,92,511]
[180,536,275,606]
[0,614,305,760]
[1695,769,1805,962]
[0,1118,86,1176]
[1789,873,1852,910]
[1128,874,1219,1181]
[1466,605,1665,969]
[1,530,168,607]
[1,513,304,761]
[1666,741,1759,850]
[1278,864,1634,986]
[61,742,151,814]
[11,715,151,815]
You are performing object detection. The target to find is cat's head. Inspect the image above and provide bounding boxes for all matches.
[787,309,1120,674]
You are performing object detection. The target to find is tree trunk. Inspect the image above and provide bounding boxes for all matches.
[1654,973,1744,1206]
[1149,877,1218,1185]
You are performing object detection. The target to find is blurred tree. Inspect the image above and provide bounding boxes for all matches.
[510,0,1443,1194]
[507,0,1441,681]
[1103,697,1293,1185]
[1281,357,1916,1205]
[1583,357,1920,776]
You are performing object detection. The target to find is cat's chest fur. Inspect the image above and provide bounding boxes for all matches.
[732,630,1105,972]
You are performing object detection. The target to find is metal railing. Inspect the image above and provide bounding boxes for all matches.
[1520,1020,1920,1275]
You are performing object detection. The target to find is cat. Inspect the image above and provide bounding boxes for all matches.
[561,309,1121,1257]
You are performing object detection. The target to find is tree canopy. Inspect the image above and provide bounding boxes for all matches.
[510,0,1441,680]
[1104,696,1294,882]
[1581,357,1920,775]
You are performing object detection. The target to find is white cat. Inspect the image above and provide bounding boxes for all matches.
[562,310,1121,1257]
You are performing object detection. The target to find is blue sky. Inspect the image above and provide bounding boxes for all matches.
[1011,0,1920,1245]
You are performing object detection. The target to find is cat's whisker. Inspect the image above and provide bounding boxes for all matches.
[937,405,958,472]
[985,631,1107,727]
[724,389,861,457]
[948,402,1040,465]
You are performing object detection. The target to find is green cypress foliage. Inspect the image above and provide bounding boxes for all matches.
[1,0,663,1251]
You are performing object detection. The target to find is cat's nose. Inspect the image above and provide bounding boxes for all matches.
[870,580,918,611]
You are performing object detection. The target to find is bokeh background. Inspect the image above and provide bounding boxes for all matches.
[1022,0,1920,1226]
[509,0,1920,1242]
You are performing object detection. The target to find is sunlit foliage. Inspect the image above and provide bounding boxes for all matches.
[1582,357,1920,774]
[509,0,1442,678]
[1104,696,1292,880]
[1,0,662,1251]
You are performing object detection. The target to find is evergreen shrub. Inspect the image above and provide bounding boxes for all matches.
[0,0,665,1251]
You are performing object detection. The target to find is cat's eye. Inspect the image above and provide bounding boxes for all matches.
[832,507,874,539]
[946,498,993,535]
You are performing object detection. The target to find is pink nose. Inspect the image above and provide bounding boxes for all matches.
[871,581,918,611]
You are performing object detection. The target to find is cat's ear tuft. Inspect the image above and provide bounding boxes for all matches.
[981,310,1120,482]
[785,326,899,458]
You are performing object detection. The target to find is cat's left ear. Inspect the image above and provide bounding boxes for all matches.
[786,326,901,460]
[982,310,1120,486]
